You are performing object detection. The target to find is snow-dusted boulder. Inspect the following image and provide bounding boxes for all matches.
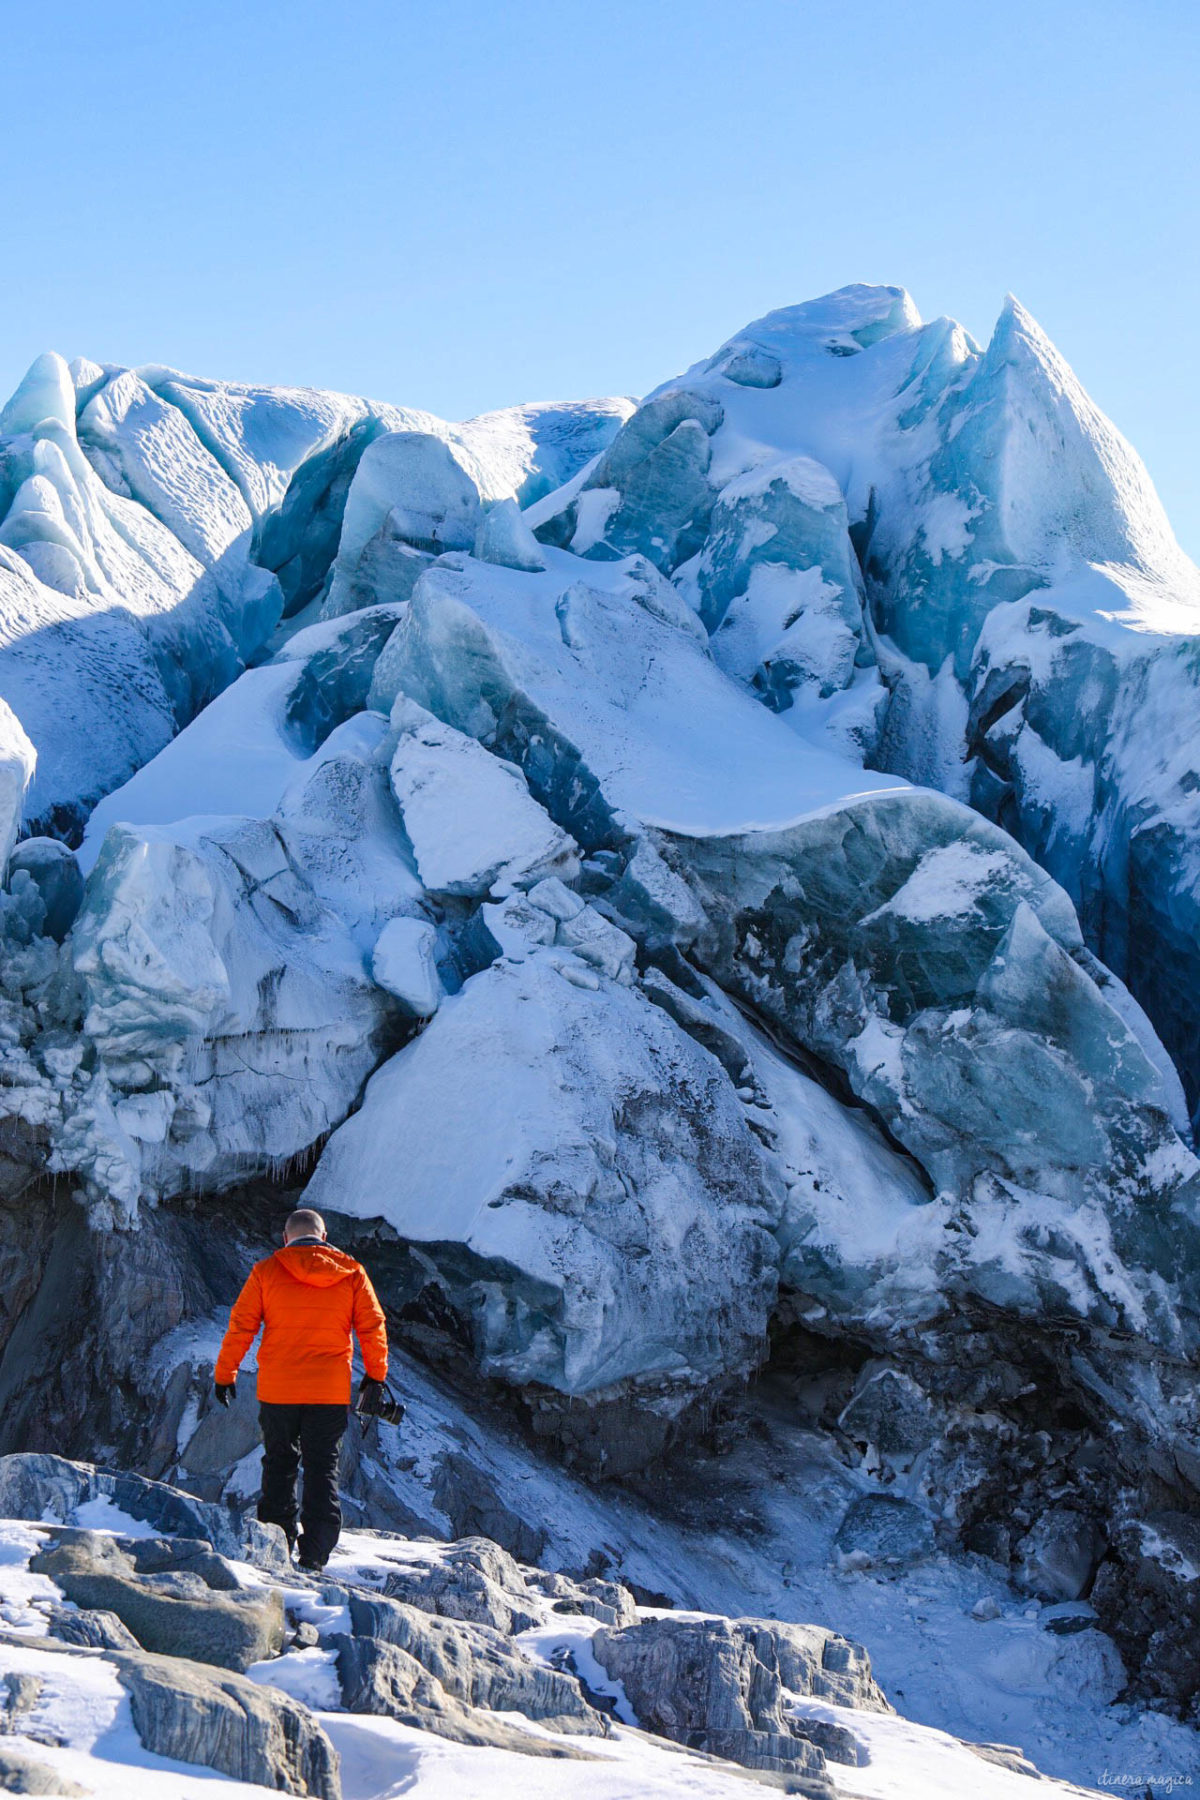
[304,948,781,1438]
[113,1645,341,1796]
[591,1611,886,1779]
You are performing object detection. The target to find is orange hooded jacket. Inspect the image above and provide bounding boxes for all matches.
[215,1243,389,1406]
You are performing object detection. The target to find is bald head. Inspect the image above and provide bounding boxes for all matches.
[284,1208,327,1244]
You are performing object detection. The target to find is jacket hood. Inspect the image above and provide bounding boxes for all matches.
[273,1244,359,1288]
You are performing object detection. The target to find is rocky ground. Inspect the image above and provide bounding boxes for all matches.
[0,1451,1131,1799]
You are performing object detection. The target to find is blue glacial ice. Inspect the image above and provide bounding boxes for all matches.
[1,289,1199,1493]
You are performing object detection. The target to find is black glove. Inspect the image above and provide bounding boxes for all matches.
[356,1374,385,1417]
[215,1381,236,1409]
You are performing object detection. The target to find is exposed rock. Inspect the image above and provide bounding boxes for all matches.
[1014,1507,1105,1602]
[43,1604,139,1650]
[177,1384,263,1481]
[430,1451,547,1564]
[523,1568,638,1628]
[0,1455,289,1571]
[329,1634,597,1760]
[1092,1510,1200,1715]
[785,1717,869,1766]
[123,1535,246,1589]
[373,1537,543,1634]
[0,1674,45,1741]
[967,1740,1046,1778]
[29,1531,285,1672]
[113,1646,341,1798]
[592,1613,886,1787]
[338,1590,606,1731]
[0,1743,89,1795]
[838,1368,935,1457]
[833,1495,936,1571]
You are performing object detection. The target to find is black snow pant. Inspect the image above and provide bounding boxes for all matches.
[257,1402,349,1566]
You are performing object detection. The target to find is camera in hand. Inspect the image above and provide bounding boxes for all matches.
[356,1376,405,1427]
[371,1390,406,1426]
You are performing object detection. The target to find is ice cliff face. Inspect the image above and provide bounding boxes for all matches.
[1,286,1200,1723]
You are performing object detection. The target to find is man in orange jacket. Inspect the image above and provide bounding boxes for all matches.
[214,1207,390,1570]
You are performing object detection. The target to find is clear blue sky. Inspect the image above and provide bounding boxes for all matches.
[3,0,1198,552]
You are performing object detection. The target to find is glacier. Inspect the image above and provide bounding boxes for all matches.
[1,283,1200,1789]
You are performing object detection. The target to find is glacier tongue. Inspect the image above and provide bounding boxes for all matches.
[2,288,1200,1746]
